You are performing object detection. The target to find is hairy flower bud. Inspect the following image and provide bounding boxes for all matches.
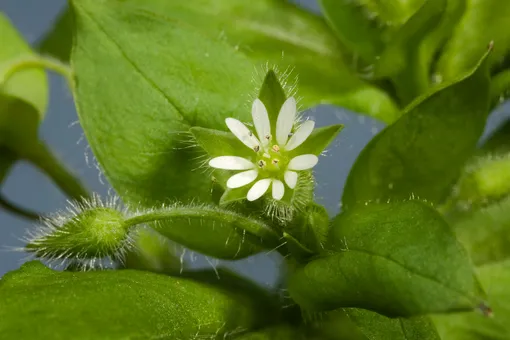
[24,195,131,268]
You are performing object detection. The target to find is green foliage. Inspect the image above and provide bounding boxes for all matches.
[3,0,510,338]
[288,201,479,317]
[433,259,510,340]
[0,261,267,339]
[343,47,491,208]
[453,196,510,266]
[71,0,255,204]
[437,0,510,81]
[346,308,441,340]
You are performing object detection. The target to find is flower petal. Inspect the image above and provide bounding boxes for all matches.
[247,178,271,201]
[288,154,318,170]
[225,118,260,149]
[272,179,285,200]
[276,97,297,145]
[209,156,254,170]
[226,170,258,188]
[284,171,298,189]
[252,99,271,146]
[285,120,315,151]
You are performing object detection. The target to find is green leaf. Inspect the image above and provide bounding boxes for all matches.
[319,0,425,63]
[319,0,387,64]
[288,201,480,317]
[110,0,399,123]
[71,0,255,205]
[433,259,510,340]
[234,326,304,340]
[453,196,510,266]
[374,0,447,104]
[342,46,491,208]
[346,308,441,340]
[437,0,510,81]
[37,8,73,62]
[0,261,266,339]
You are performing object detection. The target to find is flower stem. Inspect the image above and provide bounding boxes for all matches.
[0,193,41,221]
[1,55,72,87]
[123,206,285,254]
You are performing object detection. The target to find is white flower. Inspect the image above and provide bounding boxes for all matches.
[208,97,318,201]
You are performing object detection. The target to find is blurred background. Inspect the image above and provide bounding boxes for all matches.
[1,0,508,287]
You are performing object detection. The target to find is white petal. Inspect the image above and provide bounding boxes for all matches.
[225,118,260,149]
[247,178,271,201]
[272,179,285,200]
[285,120,315,151]
[284,171,298,189]
[226,170,258,188]
[252,99,271,145]
[209,156,254,170]
[288,154,318,170]
[276,97,297,145]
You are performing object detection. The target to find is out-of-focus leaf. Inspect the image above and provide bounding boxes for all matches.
[38,8,73,62]
[342,46,491,208]
[346,308,441,340]
[453,196,510,266]
[433,259,510,340]
[288,201,480,318]
[436,0,510,81]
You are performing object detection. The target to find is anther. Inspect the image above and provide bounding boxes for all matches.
[272,159,279,165]
[253,145,260,152]
[272,145,280,152]
[265,134,271,141]
[257,160,266,168]
[249,131,253,137]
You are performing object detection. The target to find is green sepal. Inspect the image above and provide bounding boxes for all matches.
[258,70,287,131]
[288,124,343,158]
[283,232,314,263]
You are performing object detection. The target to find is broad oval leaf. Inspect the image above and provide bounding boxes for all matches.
[77,0,399,123]
[342,46,491,208]
[0,261,267,339]
[437,0,510,81]
[71,0,255,204]
[288,201,480,317]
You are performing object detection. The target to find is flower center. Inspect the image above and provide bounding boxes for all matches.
[255,144,287,175]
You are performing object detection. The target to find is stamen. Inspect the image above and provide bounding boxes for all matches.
[253,145,260,152]
[272,159,279,165]
[272,145,280,152]
[257,160,266,168]
[265,134,271,141]
[249,131,253,137]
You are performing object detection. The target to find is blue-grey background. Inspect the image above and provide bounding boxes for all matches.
[1,0,508,287]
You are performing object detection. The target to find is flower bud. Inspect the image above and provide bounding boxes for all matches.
[24,195,131,266]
